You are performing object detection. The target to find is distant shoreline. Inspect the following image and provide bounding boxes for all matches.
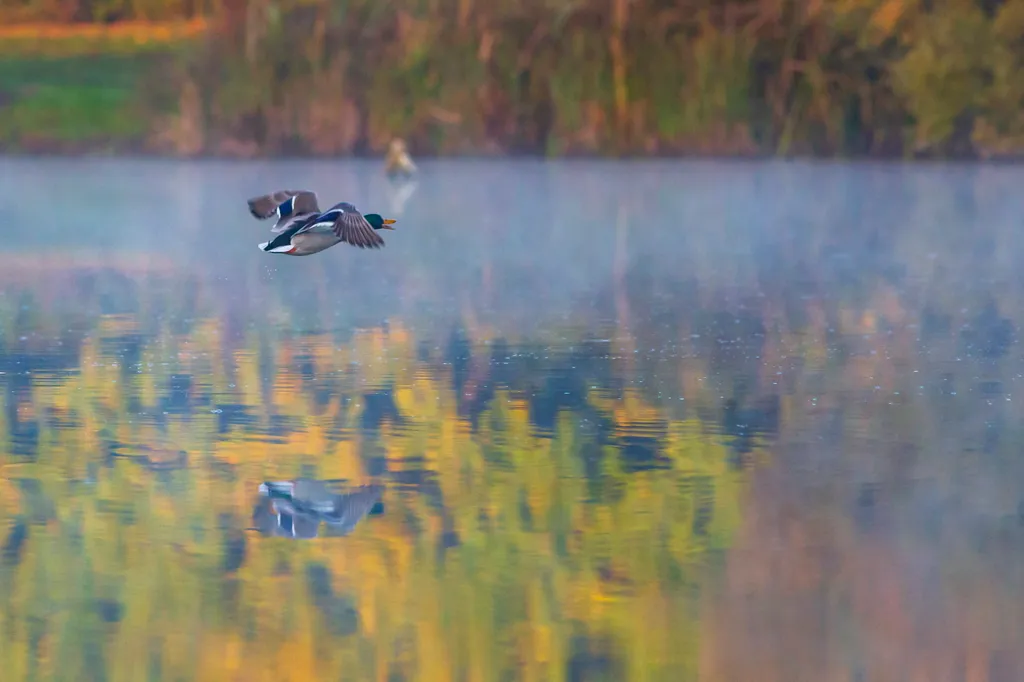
[4,11,1024,162]
[1,151,1022,165]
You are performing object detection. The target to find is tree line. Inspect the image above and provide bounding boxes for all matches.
[5,3,1024,157]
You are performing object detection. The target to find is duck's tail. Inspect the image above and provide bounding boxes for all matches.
[258,241,296,254]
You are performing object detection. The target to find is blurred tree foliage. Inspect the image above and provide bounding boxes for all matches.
[4,0,1024,157]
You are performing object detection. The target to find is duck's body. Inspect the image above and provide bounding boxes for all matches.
[254,479,383,539]
[247,190,395,256]
[385,138,417,179]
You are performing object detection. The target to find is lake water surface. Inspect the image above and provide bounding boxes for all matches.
[1,159,1024,681]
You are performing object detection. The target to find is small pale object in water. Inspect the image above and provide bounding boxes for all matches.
[385,138,417,179]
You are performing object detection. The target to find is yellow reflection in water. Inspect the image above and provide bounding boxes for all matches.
[0,300,759,682]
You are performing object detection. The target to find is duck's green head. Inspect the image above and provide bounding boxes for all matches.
[365,213,397,230]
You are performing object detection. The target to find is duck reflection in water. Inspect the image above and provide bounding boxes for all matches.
[252,480,384,539]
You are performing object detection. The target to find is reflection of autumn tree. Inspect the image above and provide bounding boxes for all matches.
[0,266,761,682]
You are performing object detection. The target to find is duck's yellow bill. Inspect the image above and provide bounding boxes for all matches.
[382,219,397,229]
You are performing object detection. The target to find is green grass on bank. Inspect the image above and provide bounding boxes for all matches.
[0,50,187,151]
[0,28,199,152]
[0,55,151,149]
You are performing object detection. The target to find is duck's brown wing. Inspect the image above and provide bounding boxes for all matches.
[323,485,383,535]
[247,190,320,220]
[300,205,385,249]
[333,210,385,249]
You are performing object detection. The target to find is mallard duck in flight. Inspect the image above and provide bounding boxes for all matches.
[247,189,396,256]
[253,479,383,539]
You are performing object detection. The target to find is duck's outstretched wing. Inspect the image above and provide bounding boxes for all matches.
[247,190,321,231]
[300,202,384,249]
[322,485,383,535]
